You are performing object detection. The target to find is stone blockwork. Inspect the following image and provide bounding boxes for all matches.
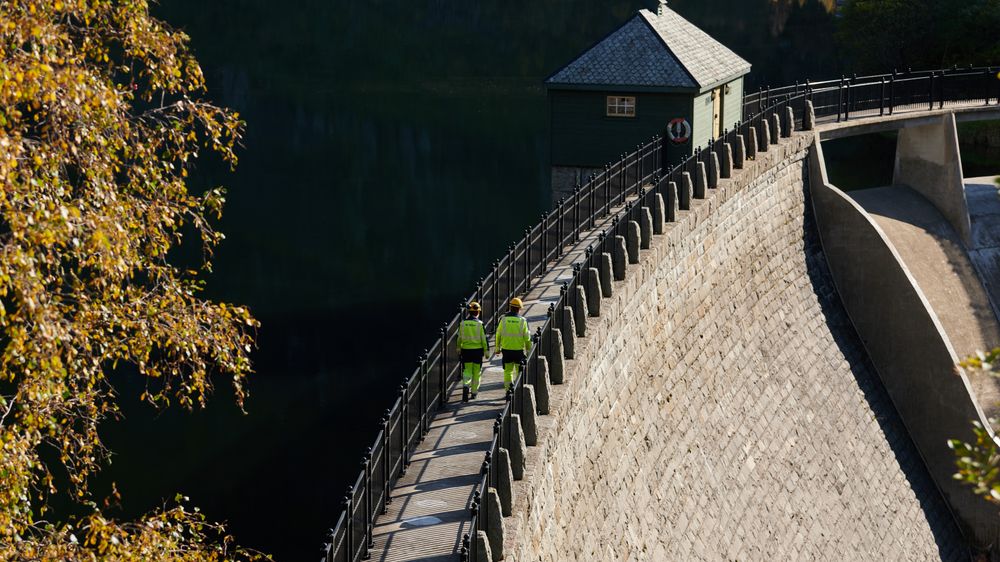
[507,135,965,561]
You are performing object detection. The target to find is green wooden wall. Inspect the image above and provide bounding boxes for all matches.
[549,90,692,169]
[723,77,743,129]
[548,78,747,173]
[691,90,714,151]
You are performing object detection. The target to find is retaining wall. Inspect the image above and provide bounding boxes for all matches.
[506,134,965,560]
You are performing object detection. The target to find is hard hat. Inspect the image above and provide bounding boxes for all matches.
[510,297,523,309]
[468,301,482,312]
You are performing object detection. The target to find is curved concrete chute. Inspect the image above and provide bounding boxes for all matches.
[809,136,1000,549]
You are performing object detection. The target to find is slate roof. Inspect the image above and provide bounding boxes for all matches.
[546,6,750,92]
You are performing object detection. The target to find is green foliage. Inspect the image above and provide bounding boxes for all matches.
[838,0,1000,72]
[949,349,1000,506]
[0,0,262,559]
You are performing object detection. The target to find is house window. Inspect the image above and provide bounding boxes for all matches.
[606,96,636,117]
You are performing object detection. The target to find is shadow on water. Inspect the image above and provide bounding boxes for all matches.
[800,179,969,561]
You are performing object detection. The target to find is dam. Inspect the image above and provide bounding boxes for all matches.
[322,71,1000,562]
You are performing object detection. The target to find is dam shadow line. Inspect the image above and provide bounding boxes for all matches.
[800,179,969,561]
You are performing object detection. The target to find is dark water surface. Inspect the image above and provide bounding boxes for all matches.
[99,1,854,559]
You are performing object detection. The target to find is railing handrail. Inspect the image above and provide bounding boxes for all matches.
[320,64,998,562]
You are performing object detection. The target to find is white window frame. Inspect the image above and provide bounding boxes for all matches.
[606,95,636,118]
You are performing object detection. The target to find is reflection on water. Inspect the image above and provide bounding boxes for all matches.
[100,1,850,559]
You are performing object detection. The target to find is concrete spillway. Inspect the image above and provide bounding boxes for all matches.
[507,135,967,560]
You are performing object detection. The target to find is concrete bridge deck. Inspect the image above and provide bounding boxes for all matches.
[368,202,620,561]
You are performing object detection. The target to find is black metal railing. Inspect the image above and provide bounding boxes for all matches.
[320,65,998,562]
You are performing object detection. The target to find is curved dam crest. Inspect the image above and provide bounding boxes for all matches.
[506,135,965,560]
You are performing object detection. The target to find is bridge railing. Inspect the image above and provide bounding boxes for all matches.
[321,65,998,562]
[745,66,998,124]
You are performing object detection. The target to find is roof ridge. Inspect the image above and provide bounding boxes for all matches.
[637,9,700,89]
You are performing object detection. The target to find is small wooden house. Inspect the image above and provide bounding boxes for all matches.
[546,1,750,199]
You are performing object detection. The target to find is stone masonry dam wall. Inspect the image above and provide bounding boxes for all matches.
[506,134,967,560]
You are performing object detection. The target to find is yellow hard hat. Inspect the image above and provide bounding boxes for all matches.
[510,297,524,309]
[468,301,482,313]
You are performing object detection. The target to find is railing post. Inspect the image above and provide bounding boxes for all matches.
[985,67,991,105]
[540,211,549,272]
[556,200,564,257]
[523,229,531,292]
[439,325,448,409]
[837,76,844,122]
[929,72,935,110]
[363,449,373,558]
[419,352,428,437]
[879,76,885,116]
[889,71,895,115]
[343,486,354,559]
[491,261,499,329]
[940,70,945,109]
[399,382,408,476]
[844,77,852,120]
[590,176,597,229]
[381,409,390,509]
[604,164,611,215]
[573,185,581,242]
[507,245,514,298]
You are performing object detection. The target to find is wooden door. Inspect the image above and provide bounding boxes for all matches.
[712,87,722,139]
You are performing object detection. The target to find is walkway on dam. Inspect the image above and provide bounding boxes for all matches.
[850,182,1000,417]
[367,202,624,561]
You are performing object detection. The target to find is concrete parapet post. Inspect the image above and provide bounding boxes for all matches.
[561,308,576,359]
[769,113,780,144]
[586,267,602,317]
[534,356,550,414]
[520,385,538,445]
[573,286,587,337]
[651,194,666,234]
[548,328,565,384]
[759,120,770,151]
[496,448,515,516]
[486,488,504,561]
[626,221,640,264]
[694,162,707,199]
[746,129,757,161]
[784,106,795,137]
[803,100,815,131]
[599,253,614,297]
[613,235,627,280]
[734,136,746,169]
[508,414,527,479]
[679,173,693,210]
[721,143,733,178]
[639,207,653,249]
[708,152,720,189]
[475,531,493,562]
[666,182,678,221]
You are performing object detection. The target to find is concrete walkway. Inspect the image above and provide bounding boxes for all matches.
[850,184,1000,416]
[368,209,616,561]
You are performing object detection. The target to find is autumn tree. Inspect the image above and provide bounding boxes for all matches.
[950,350,1000,506]
[0,1,261,559]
